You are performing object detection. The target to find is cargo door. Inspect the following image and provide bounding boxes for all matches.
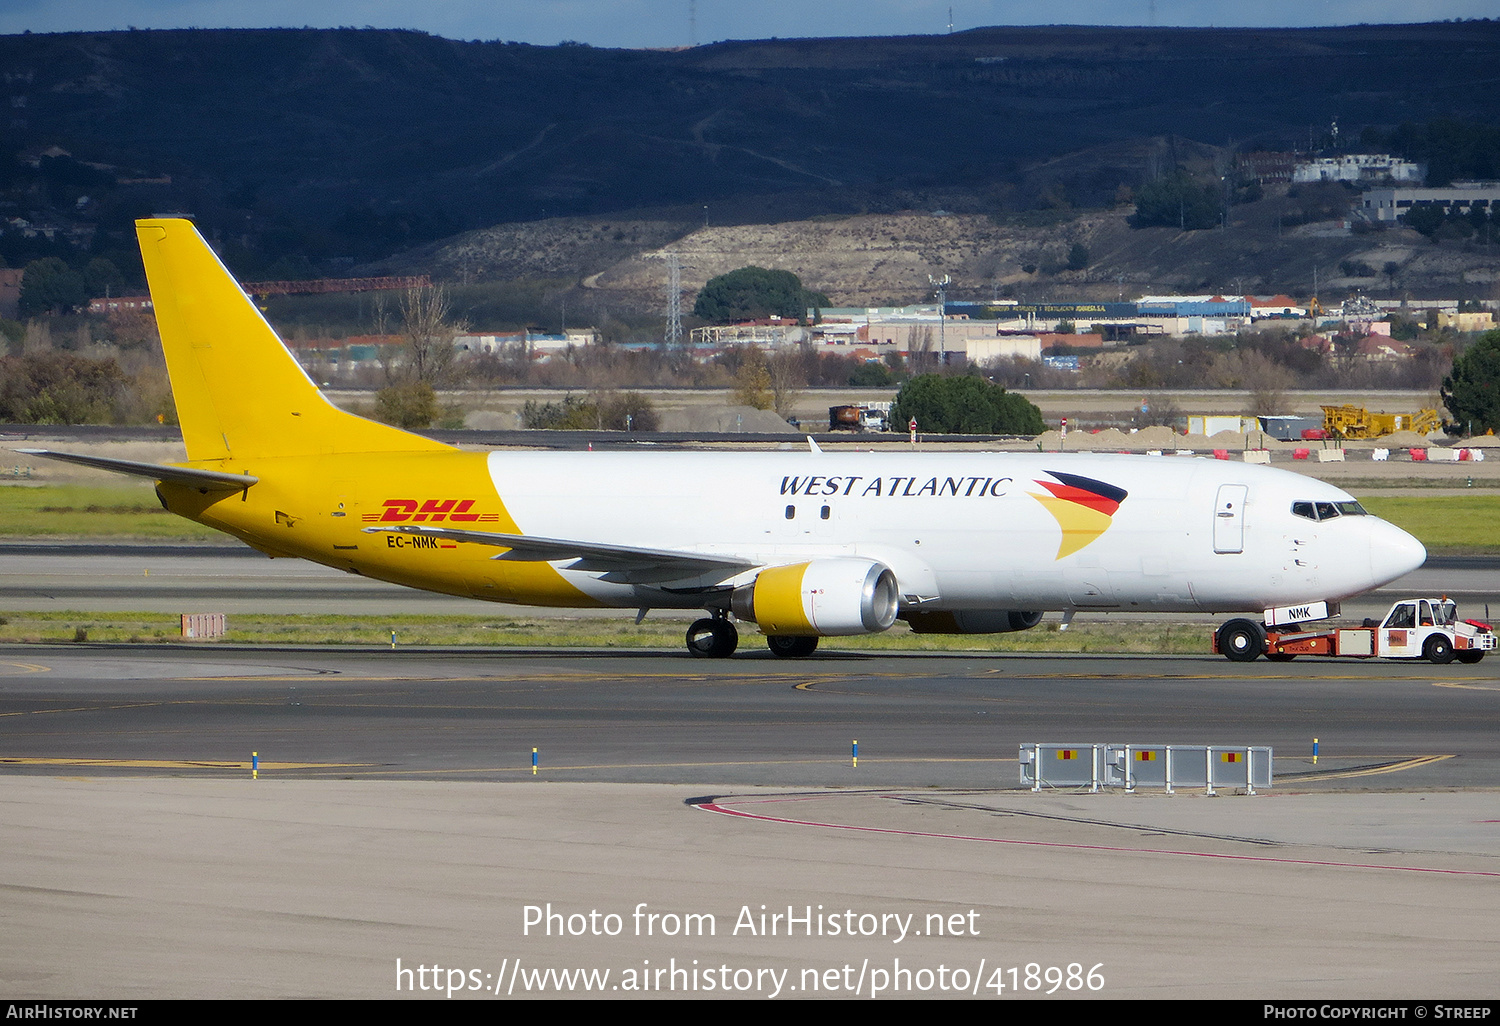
[1213,484,1248,554]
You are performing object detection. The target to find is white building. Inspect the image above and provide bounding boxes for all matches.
[1359,182,1500,223]
[1292,154,1423,184]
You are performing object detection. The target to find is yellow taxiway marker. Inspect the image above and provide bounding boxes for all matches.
[0,661,51,675]
[1284,754,1454,781]
[0,757,374,770]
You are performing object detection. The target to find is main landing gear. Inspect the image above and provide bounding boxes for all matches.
[686,615,738,658]
[766,635,819,658]
[684,614,821,658]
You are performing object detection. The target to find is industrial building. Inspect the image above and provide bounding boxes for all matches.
[1359,182,1500,223]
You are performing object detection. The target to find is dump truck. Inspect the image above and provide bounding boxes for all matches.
[1214,598,1496,664]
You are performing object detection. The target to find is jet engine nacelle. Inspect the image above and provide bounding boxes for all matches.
[902,609,1045,634]
[731,558,899,636]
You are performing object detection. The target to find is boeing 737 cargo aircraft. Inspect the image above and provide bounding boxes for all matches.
[20,219,1426,659]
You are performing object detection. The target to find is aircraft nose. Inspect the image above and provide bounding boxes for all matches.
[1368,519,1426,588]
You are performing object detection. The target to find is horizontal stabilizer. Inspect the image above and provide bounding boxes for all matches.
[15,449,258,490]
[365,524,755,582]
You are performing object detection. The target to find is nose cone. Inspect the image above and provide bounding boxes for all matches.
[1368,519,1426,588]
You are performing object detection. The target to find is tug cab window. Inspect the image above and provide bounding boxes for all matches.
[1384,604,1416,629]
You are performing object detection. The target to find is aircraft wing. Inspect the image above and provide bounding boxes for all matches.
[14,449,259,490]
[364,524,757,585]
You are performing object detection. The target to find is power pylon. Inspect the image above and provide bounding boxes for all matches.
[664,251,682,347]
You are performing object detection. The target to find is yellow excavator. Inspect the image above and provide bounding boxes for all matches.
[1321,404,1441,440]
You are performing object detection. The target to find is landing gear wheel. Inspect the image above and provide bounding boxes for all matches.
[1218,618,1266,662]
[686,617,738,658]
[1457,650,1485,664]
[1424,634,1455,665]
[767,635,818,658]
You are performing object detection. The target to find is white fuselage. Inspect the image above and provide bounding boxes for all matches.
[483,449,1425,614]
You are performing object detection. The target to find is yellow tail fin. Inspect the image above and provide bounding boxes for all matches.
[137,218,451,462]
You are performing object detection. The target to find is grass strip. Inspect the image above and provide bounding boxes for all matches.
[0,611,1210,654]
[1355,495,1500,554]
[0,484,220,539]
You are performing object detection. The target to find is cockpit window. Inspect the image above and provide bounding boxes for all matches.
[1293,499,1369,522]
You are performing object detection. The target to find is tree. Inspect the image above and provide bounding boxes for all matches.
[375,380,439,430]
[1131,172,1219,231]
[889,374,1044,435]
[765,345,807,419]
[730,349,773,410]
[398,285,460,386]
[1402,204,1445,239]
[82,257,125,299]
[19,258,86,316]
[1441,329,1500,435]
[1066,243,1090,271]
[848,360,894,386]
[693,267,828,322]
[519,392,658,431]
[0,351,127,423]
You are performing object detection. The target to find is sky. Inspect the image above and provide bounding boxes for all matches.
[0,1,1493,49]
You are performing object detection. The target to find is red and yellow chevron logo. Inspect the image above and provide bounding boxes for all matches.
[1029,472,1128,559]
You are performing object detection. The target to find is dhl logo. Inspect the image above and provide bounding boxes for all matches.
[361,499,501,524]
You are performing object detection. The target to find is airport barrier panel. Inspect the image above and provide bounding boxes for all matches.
[1017,743,1108,791]
[181,612,226,639]
[1020,743,1272,794]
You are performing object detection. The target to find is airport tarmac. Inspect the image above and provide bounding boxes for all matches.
[4,778,1499,1000]
[3,557,1499,999]
[2,644,1500,787]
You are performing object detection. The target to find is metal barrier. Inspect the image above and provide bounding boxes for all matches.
[1019,743,1273,794]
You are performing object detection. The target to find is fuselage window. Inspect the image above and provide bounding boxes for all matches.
[784,505,796,520]
[820,505,831,520]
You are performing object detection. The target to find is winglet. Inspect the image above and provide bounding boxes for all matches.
[137,218,450,462]
[807,435,823,455]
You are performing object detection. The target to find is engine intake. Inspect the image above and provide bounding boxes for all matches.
[732,558,899,636]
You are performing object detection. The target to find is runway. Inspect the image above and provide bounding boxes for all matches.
[3,645,1497,788]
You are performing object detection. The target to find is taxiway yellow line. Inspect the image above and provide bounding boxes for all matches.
[1284,754,1455,781]
[0,757,374,770]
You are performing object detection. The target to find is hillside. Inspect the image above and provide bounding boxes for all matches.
[384,179,1497,313]
[4,22,1499,282]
